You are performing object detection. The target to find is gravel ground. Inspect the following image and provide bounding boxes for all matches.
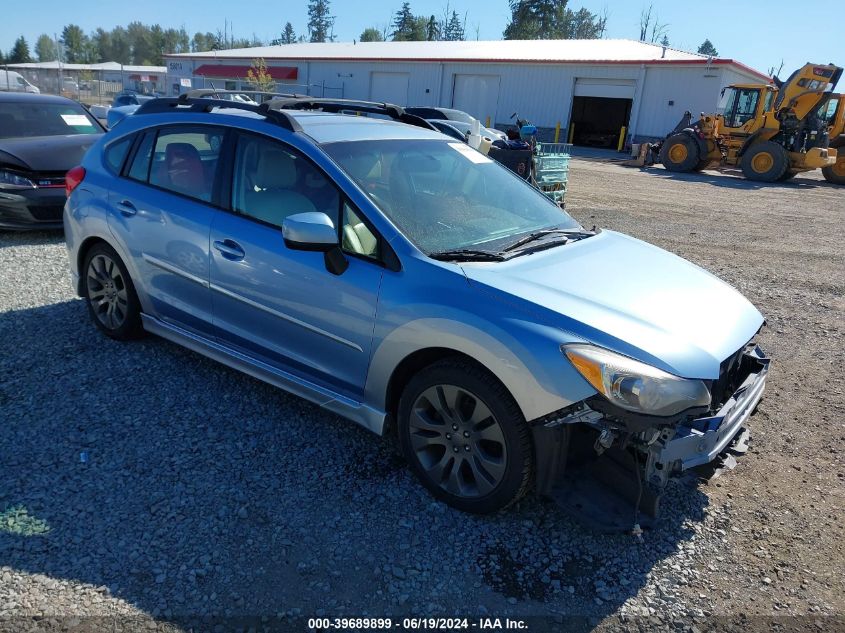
[0,160,843,632]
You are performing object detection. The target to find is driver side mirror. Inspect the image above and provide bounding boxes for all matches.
[281,211,348,275]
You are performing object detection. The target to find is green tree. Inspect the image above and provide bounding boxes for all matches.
[697,39,718,57]
[109,27,132,64]
[443,10,466,41]
[359,27,384,42]
[60,24,88,62]
[35,34,58,62]
[504,0,605,40]
[127,22,156,64]
[426,15,439,41]
[308,0,335,42]
[660,34,670,47]
[281,22,297,44]
[392,2,415,40]
[9,36,32,63]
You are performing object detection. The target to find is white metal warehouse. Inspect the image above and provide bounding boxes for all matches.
[163,39,768,146]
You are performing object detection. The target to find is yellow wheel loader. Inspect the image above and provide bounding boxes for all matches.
[660,63,843,182]
[821,94,845,184]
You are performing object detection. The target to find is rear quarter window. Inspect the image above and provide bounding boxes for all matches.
[104,135,134,174]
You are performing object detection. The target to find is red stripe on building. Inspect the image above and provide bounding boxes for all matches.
[194,64,298,80]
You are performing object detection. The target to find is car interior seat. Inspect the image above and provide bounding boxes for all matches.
[244,148,316,225]
[342,207,378,257]
[156,143,206,199]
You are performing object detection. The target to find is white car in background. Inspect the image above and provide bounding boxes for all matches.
[0,71,40,93]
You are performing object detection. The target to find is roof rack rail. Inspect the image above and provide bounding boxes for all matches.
[133,97,302,133]
[182,89,307,102]
[267,98,436,131]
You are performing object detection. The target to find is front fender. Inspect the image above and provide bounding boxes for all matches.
[365,315,595,424]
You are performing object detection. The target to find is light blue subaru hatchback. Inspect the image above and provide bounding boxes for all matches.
[64,96,768,521]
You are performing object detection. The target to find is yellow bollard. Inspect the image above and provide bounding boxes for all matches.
[554,121,561,144]
[568,123,575,144]
[485,116,490,127]
[617,126,627,152]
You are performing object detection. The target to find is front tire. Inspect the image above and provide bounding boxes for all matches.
[740,141,789,182]
[82,243,143,340]
[398,359,533,514]
[660,133,701,172]
[822,158,845,185]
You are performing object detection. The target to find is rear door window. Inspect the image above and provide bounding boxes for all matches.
[128,126,224,203]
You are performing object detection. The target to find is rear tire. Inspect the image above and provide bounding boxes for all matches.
[660,133,701,172]
[822,159,845,185]
[740,141,789,182]
[397,359,533,514]
[82,243,144,340]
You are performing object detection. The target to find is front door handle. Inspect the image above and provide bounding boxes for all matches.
[117,199,137,217]
[213,239,245,261]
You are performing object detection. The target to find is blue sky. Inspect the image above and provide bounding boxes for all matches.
[2,0,843,76]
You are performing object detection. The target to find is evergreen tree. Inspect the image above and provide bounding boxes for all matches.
[443,10,466,41]
[504,0,605,40]
[308,0,335,43]
[392,2,416,40]
[9,36,32,63]
[281,22,296,44]
[660,34,670,47]
[426,15,439,41]
[35,34,58,62]
[697,39,718,57]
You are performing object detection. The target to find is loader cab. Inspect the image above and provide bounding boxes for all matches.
[717,85,774,131]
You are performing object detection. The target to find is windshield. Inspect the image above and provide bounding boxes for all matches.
[324,139,581,254]
[0,102,100,138]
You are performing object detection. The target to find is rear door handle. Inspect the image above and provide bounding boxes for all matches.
[117,199,137,217]
[213,239,245,261]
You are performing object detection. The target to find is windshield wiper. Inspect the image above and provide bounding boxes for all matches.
[428,248,506,262]
[502,228,593,253]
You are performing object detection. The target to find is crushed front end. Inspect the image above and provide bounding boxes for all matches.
[533,342,769,531]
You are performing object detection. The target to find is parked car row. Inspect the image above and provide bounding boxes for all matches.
[53,93,769,522]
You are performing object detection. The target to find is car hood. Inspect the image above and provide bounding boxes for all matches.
[463,230,764,379]
[0,134,101,172]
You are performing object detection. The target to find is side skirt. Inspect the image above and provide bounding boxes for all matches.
[141,314,387,435]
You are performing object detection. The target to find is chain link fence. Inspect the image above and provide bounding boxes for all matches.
[2,65,344,106]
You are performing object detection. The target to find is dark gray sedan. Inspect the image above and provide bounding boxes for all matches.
[0,92,103,230]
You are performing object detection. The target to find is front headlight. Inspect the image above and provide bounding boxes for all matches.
[564,344,711,417]
[0,169,35,190]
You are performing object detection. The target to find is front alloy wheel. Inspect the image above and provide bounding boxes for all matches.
[398,359,533,514]
[409,384,508,498]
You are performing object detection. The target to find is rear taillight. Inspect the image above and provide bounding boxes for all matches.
[65,166,86,197]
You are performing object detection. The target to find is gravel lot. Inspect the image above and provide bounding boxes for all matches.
[1,160,843,632]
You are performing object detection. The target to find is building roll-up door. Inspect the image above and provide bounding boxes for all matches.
[570,79,636,148]
[573,78,636,99]
[452,74,501,125]
[370,72,410,105]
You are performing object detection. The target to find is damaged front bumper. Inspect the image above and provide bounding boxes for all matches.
[535,344,769,528]
[643,344,769,489]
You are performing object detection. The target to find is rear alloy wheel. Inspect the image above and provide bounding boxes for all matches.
[740,141,789,182]
[398,359,533,514]
[660,133,701,172]
[822,159,845,185]
[82,243,143,340]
